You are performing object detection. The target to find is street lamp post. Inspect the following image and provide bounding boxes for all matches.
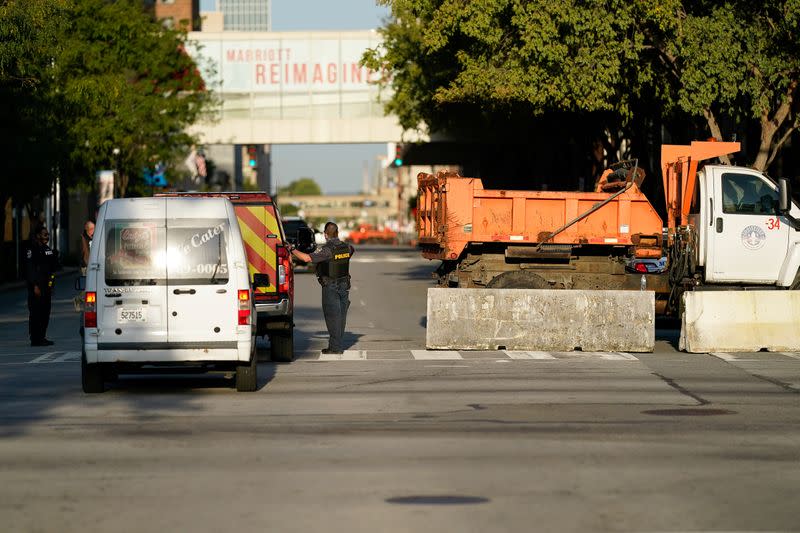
[112,148,121,198]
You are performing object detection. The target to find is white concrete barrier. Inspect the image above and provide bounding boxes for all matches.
[426,288,655,352]
[680,290,800,353]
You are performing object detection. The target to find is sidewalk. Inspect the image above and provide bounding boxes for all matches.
[0,267,80,294]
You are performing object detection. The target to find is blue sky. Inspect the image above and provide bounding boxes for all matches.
[201,1,392,194]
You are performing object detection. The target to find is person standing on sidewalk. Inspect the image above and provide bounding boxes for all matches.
[25,225,58,346]
[80,220,94,276]
[290,222,354,354]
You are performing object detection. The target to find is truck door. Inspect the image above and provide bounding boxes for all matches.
[706,169,788,283]
[166,200,238,346]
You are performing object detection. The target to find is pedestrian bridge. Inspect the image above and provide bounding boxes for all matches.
[186,30,417,145]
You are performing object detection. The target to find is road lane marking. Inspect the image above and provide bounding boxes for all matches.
[504,351,556,360]
[711,352,760,362]
[28,351,80,364]
[319,350,367,361]
[597,352,638,361]
[779,352,800,360]
[411,350,462,360]
[54,352,81,362]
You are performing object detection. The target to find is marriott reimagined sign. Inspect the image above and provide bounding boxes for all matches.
[191,35,384,95]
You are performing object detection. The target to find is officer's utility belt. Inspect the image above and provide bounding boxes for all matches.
[318,275,348,286]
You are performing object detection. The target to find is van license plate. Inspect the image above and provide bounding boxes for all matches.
[118,307,146,323]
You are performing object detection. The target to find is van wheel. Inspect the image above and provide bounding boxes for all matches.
[236,349,258,392]
[81,350,104,393]
[270,328,294,362]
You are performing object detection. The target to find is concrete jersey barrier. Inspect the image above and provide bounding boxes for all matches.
[680,290,800,353]
[426,288,655,352]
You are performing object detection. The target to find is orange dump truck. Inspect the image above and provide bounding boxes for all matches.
[417,161,667,293]
[417,140,800,318]
[419,141,800,350]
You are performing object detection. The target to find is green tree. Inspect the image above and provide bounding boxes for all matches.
[365,0,799,171]
[278,177,322,196]
[55,0,213,196]
[0,0,70,208]
[0,0,214,203]
[645,1,800,170]
[363,1,650,136]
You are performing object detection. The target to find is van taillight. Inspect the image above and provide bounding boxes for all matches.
[277,246,291,293]
[85,291,97,328]
[238,289,251,325]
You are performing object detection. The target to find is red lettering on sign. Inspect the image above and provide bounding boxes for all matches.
[313,64,323,83]
[350,64,363,83]
[255,64,266,84]
[293,64,307,83]
[767,217,781,230]
[327,63,337,83]
[270,63,280,84]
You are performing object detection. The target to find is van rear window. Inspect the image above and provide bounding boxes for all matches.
[105,222,166,286]
[166,220,230,285]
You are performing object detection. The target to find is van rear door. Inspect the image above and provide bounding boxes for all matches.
[98,199,168,348]
[166,199,238,346]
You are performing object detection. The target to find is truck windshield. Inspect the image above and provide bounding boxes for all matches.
[166,219,230,285]
[104,222,166,286]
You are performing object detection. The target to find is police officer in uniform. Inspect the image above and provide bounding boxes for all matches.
[25,224,58,346]
[290,222,354,354]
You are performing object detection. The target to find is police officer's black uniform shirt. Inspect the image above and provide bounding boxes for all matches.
[25,242,57,290]
[309,238,355,280]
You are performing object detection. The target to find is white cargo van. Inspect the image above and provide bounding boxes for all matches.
[81,197,257,393]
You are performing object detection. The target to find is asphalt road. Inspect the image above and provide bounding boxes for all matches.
[1,245,799,532]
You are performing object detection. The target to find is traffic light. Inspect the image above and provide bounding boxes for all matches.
[393,144,403,167]
[246,145,258,168]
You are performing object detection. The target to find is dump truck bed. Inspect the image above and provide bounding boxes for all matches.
[417,172,663,261]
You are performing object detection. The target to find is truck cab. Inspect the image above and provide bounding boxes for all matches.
[691,166,800,286]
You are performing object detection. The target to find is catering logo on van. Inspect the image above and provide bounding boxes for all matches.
[741,225,766,250]
[177,223,225,254]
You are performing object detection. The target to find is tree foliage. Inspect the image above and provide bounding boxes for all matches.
[365,0,799,171]
[0,0,214,204]
[278,178,323,196]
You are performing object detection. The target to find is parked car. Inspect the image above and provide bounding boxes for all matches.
[81,196,257,393]
[346,224,398,245]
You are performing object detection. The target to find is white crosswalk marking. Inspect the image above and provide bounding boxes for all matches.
[319,350,367,361]
[711,352,760,362]
[28,351,80,364]
[504,351,556,360]
[597,352,638,361]
[54,352,81,363]
[411,350,462,360]
[29,352,59,364]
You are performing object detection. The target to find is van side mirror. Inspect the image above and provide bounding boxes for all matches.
[296,227,316,253]
[778,178,792,215]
